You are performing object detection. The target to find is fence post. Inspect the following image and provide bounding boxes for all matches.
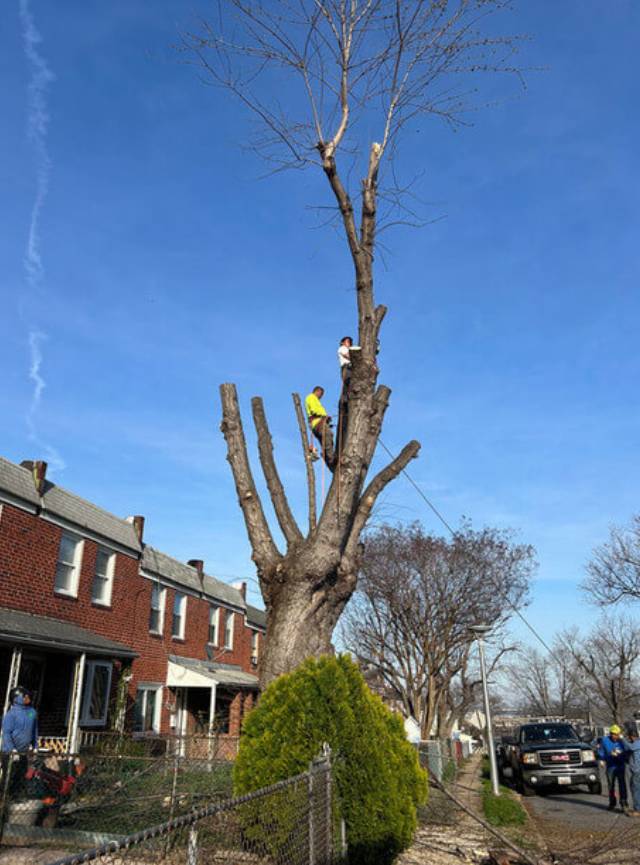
[340,819,347,860]
[323,744,332,864]
[164,749,180,857]
[0,756,14,847]
[187,826,199,865]
[308,761,315,865]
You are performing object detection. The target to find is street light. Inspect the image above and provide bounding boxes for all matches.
[470,624,500,797]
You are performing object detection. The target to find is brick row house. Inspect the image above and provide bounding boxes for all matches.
[0,455,265,752]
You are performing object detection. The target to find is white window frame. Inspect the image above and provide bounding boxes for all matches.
[80,661,113,727]
[54,532,84,598]
[251,630,259,663]
[208,605,220,646]
[224,610,234,650]
[134,684,162,734]
[149,583,166,635]
[91,547,115,606]
[172,592,187,639]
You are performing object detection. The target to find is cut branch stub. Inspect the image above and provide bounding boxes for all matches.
[219,383,280,569]
[292,392,317,534]
[251,396,302,547]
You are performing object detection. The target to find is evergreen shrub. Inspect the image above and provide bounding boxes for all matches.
[233,654,428,865]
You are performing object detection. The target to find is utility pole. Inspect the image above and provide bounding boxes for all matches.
[470,625,500,797]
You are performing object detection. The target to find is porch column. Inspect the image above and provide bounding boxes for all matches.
[0,647,22,751]
[207,683,217,762]
[67,653,86,754]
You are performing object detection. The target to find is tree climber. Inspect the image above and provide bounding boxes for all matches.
[305,386,336,471]
[338,336,353,383]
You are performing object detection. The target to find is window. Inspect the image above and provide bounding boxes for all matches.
[149,583,166,634]
[91,548,115,605]
[80,661,113,726]
[224,610,234,650]
[172,592,186,639]
[251,630,259,664]
[133,685,162,733]
[55,532,83,597]
[208,606,219,646]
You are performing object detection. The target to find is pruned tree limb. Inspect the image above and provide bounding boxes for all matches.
[251,396,303,546]
[292,392,317,534]
[344,439,420,560]
[220,383,280,568]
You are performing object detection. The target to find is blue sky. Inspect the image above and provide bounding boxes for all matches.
[1,1,638,647]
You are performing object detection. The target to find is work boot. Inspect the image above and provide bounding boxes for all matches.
[308,448,319,462]
[608,799,617,811]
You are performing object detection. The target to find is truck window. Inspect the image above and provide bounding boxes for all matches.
[522,724,579,744]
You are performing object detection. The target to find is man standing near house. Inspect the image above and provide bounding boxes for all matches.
[305,386,336,471]
[1,686,38,753]
[598,724,628,812]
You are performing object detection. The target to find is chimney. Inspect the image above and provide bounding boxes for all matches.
[188,559,205,584]
[232,580,247,601]
[21,460,48,497]
[126,515,145,544]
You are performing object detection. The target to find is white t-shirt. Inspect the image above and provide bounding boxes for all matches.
[338,344,351,367]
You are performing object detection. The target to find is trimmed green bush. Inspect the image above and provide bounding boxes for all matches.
[234,654,427,865]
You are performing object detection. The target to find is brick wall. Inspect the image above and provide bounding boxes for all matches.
[0,502,263,734]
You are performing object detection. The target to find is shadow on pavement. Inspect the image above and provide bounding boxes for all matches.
[536,795,614,812]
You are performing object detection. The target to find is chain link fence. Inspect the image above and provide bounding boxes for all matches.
[43,755,333,865]
[0,750,336,865]
[0,748,233,848]
[416,737,474,827]
[417,738,470,784]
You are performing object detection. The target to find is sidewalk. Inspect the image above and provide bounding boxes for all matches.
[397,752,492,865]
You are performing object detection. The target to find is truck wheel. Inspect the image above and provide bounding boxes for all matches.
[588,781,602,795]
[516,775,535,797]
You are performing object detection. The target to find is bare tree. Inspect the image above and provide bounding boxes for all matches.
[583,515,640,607]
[182,1,524,685]
[562,614,640,725]
[341,522,534,737]
[505,646,584,718]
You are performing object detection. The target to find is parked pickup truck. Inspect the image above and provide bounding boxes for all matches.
[505,722,601,797]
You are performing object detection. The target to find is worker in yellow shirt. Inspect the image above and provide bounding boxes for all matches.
[305,386,336,471]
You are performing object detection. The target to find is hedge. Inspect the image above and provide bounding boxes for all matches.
[234,654,427,865]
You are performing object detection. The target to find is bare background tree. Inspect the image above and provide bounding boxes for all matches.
[583,514,640,607]
[505,646,585,719]
[182,1,524,685]
[562,613,640,725]
[340,521,533,737]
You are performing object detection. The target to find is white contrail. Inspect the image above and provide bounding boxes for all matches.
[20,0,64,472]
[19,0,54,291]
[26,330,45,439]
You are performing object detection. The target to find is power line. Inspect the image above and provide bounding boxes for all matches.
[378,439,554,659]
[378,438,612,725]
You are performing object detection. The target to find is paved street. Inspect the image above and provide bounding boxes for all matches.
[523,767,639,832]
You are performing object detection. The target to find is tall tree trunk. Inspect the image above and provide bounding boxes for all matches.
[220,147,419,687]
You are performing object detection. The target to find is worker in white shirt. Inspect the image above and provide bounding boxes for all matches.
[338,336,353,383]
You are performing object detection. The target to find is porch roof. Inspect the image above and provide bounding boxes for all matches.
[167,655,259,690]
[0,608,137,659]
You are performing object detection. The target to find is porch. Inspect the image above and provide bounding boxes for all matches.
[166,655,258,757]
[0,608,137,753]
